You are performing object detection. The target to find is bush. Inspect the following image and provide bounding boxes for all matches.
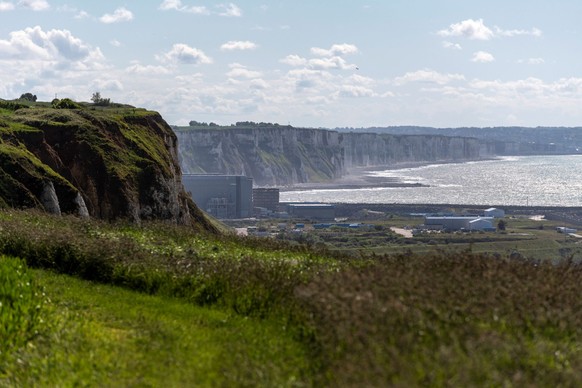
[52,98,81,110]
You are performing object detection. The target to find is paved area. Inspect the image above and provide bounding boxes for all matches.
[390,227,413,238]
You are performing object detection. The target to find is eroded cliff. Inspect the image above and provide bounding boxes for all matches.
[0,99,215,232]
[175,125,481,186]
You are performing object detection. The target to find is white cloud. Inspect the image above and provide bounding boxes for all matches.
[226,63,261,79]
[438,19,494,40]
[157,43,212,65]
[220,40,257,51]
[308,56,355,70]
[394,69,465,85]
[126,63,171,75]
[99,7,133,24]
[1,0,50,11]
[89,78,123,92]
[110,39,121,47]
[74,10,89,19]
[495,26,542,38]
[218,3,242,17]
[438,19,542,41]
[250,79,269,90]
[0,2,15,11]
[311,43,359,57]
[442,41,462,50]
[0,26,103,63]
[281,45,358,71]
[18,0,49,11]
[471,51,495,63]
[285,68,334,92]
[159,0,209,14]
[159,0,181,10]
[280,54,307,67]
[337,85,375,98]
[518,58,545,65]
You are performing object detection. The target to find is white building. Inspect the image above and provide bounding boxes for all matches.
[484,208,505,218]
[469,217,494,231]
[425,216,495,231]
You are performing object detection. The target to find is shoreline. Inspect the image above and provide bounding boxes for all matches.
[279,158,497,192]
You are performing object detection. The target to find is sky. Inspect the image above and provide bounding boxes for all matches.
[2,0,582,128]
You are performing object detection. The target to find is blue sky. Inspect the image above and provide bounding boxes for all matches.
[2,0,582,128]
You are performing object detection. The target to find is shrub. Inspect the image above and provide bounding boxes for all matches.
[51,98,81,109]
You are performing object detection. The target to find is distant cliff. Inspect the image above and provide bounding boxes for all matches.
[339,126,582,155]
[0,99,215,231]
[175,124,482,186]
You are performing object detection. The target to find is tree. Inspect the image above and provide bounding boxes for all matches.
[19,93,37,102]
[91,92,111,106]
[497,219,507,231]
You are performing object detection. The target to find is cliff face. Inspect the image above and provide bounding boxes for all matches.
[177,126,345,186]
[176,126,481,186]
[341,133,481,168]
[0,100,215,231]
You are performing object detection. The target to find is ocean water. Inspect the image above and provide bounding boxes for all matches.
[280,155,582,207]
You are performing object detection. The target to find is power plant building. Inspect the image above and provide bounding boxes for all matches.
[182,174,253,219]
[253,188,280,213]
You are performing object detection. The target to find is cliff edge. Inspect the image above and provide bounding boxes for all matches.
[0,99,215,232]
[175,124,482,186]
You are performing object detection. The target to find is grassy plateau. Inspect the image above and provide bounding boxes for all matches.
[1,209,582,387]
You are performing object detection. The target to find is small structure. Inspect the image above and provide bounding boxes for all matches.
[484,208,505,218]
[557,227,577,234]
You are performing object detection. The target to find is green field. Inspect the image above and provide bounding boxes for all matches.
[2,209,582,386]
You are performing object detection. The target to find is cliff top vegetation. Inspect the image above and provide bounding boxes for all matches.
[175,120,294,131]
[0,96,215,230]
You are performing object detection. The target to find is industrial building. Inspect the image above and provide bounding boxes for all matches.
[425,216,495,231]
[286,203,335,221]
[253,188,280,214]
[182,174,253,219]
[484,208,505,218]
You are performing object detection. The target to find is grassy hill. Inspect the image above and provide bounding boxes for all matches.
[1,209,581,386]
[0,98,215,231]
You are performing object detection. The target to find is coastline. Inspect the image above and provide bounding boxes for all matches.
[279,158,496,192]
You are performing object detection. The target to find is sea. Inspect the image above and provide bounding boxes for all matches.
[280,155,582,207]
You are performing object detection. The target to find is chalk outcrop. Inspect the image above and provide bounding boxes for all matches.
[175,125,482,186]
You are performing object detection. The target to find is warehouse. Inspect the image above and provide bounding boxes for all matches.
[425,216,494,231]
[484,208,505,218]
[286,203,335,221]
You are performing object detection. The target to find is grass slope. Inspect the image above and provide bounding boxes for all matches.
[2,268,308,387]
[0,209,581,386]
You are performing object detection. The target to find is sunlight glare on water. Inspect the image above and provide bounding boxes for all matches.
[280,155,582,206]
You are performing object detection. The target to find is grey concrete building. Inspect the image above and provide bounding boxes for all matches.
[182,174,253,219]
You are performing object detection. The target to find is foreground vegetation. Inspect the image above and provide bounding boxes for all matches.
[1,209,582,386]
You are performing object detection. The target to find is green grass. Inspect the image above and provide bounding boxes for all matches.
[1,209,582,386]
[2,269,310,387]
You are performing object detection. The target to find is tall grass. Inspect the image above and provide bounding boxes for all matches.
[296,250,582,386]
[0,210,581,386]
[0,256,46,368]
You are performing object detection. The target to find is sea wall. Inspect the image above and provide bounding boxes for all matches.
[176,126,482,186]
